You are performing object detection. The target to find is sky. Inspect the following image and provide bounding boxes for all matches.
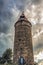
[0,0,43,64]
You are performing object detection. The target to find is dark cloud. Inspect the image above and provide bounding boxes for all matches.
[14,0,30,11]
[33,42,43,52]
[0,34,13,56]
[0,0,4,9]
[0,11,11,33]
[0,0,19,33]
[32,0,41,4]
[0,0,19,56]
[14,0,42,11]
[0,0,14,33]
[0,21,8,33]
[0,40,7,56]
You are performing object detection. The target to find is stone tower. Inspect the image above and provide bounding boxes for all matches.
[13,12,34,65]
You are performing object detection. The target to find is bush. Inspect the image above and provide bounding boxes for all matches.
[0,48,12,64]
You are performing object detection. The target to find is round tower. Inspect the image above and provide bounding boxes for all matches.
[13,12,34,65]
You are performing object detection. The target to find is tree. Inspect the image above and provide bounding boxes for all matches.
[2,48,12,64]
[0,57,6,64]
[34,62,38,65]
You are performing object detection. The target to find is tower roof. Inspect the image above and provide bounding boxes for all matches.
[19,12,28,21]
[15,12,32,26]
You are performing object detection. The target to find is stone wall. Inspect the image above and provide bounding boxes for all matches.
[13,15,34,65]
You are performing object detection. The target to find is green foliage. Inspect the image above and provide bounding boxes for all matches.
[34,62,38,65]
[0,48,12,64]
[0,57,6,64]
[0,64,12,65]
[2,48,12,59]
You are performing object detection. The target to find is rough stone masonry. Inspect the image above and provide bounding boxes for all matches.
[13,12,34,65]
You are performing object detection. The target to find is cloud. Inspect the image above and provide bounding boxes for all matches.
[33,29,43,54]
[0,0,20,33]
[0,0,20,56]
[14,0,43,11]
[33,30,43,38]
[0,1,43,64]
[32,0,42,4]
[34,51,43,62]
[14,0,31,10]
[0,33,13,56]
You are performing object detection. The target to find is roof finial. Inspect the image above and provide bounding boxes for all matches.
[21,10,25,16]
[20,8,24,15]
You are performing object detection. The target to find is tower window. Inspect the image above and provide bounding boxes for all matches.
[20,48,22,50]
[23,43,24,44]
[20,16,25,18]
[16,49,17,51]
[19,39,21,41]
